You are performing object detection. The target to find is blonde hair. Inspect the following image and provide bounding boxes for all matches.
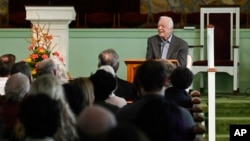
[70,77,95,106]
[164,60,176,87]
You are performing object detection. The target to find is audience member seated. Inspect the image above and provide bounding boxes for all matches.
[28,75,78,141]
[0,73,30,139]
[63,83,86,116]
[77,105,117,141]
[105,123,150,141]
[164,60,177,88]
[10,61,33,83]
[19,94,61,141]
[98,48,138,101]
[165,67,193,110]
[63,77,95,116]
[69,77,95,107]
[0,54,16,67]
[89,69,121,113]
[98,65,127,108]
[36,57,69,84]
[52,56,70,84]
[134,99,196,141]
[116,59,170,123]
[0,59,12,95]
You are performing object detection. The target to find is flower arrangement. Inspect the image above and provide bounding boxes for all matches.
[25,24,64,79]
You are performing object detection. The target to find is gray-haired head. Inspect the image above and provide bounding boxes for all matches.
[98,48,120,73]
[159,16,174,29]
[28,74,64,101]
[36,58,56,76]
[5,72,30,101]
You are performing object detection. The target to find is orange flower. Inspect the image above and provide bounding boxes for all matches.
[25,24,65,79]
[46,34,53,40]
[42,54,48,59]
[37,47,45,53]
[28,45,34,51]
[53,51,60,57]
[30,54,38,59]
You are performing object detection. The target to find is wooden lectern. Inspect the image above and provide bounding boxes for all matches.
[124,59,179,83]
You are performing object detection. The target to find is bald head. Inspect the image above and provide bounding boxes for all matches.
[77,105,117,136]
[98,48,120,72]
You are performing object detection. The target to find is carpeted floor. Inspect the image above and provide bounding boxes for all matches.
[200,93,250,141]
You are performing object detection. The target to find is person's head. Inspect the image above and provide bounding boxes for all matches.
[1,54,16,66]
[37,57,69,84]
[89,69,117,101]
[36,58,56,77]
[133,59,168,95]
[158,16,174,40]
[0,59,12,77]
[10,61,33,83]
[98,48,119,73]
[77,105,117,139]
[164,60,177,87]
[170,67,193,90]
[63,83,86,116]
[5,72,30,102]
[28,74,78,141]
[19,94,61,138]
[29,75,64,101]
[51,56,69,84]
[69,77,95,107]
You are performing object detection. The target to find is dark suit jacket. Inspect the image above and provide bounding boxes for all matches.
[165,87,193,109]
[116,94,166,123]
[114,77,138,101]
[146,34,188,67]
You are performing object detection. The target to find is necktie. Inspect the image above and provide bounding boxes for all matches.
[161,41,170,59]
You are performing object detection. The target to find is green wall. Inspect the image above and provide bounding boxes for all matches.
[0,28,249,94]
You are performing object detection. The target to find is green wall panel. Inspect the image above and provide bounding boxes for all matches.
[0,28,249,93]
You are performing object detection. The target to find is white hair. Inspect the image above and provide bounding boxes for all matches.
[160,16,174,28]
[51,56,69,84]
[5,72,30,101]
[98,65,116,77]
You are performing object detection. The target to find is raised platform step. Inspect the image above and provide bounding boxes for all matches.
[216,134,230,141]
[200,94,250,140]
[216,117,250,134]
[201,95,250,117]
[204,134,229,141]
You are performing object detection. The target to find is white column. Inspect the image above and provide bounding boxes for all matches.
[25,6,76,67]
[207,25,216,141]
[207,26,215,67]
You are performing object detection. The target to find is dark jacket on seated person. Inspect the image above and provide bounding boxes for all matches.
[165,67,193,110]
[116,94,166,123]
[165,87,192,109]
[115,77,138,101]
